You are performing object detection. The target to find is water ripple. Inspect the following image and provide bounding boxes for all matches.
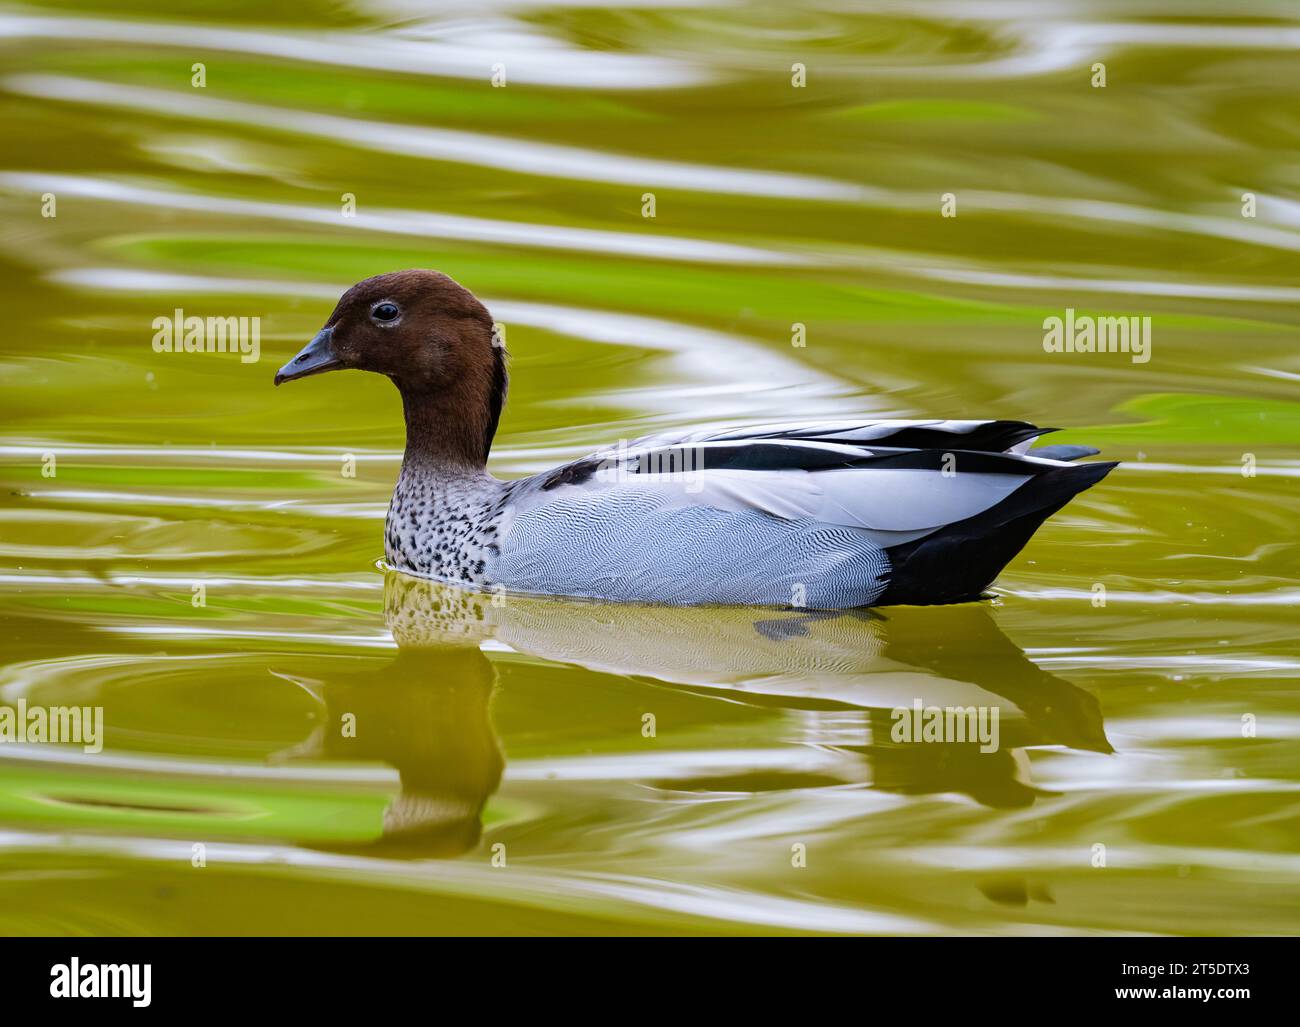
[0,173,806,265]
[7,75,864,201]
[0,11,710,89]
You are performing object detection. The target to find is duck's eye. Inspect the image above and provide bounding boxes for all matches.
[371,302,400,323]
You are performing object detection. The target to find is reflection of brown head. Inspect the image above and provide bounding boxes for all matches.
[863,718,1047,809]
[285,636,502,859]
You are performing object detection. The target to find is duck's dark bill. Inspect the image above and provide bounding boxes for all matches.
[274,327,340,385]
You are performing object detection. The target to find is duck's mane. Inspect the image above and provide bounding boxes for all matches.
[482,341,508,462]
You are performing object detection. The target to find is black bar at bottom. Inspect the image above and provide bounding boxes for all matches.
[0,936,1289,1013]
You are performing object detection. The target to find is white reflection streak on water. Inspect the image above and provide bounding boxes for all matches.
[104,624,397,645]
[7,5,1300,96]
[0,829,941,933]
[1103,716,1300,742]
[901,841,1300,874]
[13,73,1300,259]
[0,173,804,265]
[0,573,384,591]
[1029,654,1300,673]
[1,572,1291,607]
[0,573,383,589]
[1010,587,1300,605]
[0,13,709,89]
[10,490,387,516]
[0,741,856,783]
[813,3,1300,80]
[914,266,1300,304]
[6,161,1298,297]
[5,75,865,201]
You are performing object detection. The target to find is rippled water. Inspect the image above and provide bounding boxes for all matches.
[0,0,1297,934]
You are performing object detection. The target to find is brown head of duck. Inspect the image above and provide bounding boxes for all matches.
[275,270,507,473]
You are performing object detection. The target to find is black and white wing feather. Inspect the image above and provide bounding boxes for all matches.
[500,418,1114,606]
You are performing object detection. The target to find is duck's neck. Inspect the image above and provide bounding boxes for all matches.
[386,389,506,580]
[398,384,492,480]
[394,334,507,481]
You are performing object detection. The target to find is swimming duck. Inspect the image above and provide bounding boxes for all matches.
[275,270,1115,608]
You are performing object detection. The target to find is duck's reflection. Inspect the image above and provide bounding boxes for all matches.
[279,572,1111,855]
[273,642,502,858]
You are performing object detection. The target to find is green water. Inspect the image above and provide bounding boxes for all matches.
[0,0,1297,935]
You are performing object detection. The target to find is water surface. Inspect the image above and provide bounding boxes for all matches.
[0,0,1297,934]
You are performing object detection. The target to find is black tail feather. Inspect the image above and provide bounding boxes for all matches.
[877,461,1117,606]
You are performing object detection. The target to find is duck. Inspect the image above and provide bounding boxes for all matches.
[275,269,1116,608]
